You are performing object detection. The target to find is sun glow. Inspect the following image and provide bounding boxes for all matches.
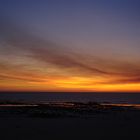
[1,75,140,92]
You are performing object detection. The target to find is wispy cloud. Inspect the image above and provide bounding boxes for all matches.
[0,18,109,75]
[0,18,140,91]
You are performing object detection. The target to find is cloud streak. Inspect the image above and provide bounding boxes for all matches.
[0,18,140,91]
[0,18,109,75]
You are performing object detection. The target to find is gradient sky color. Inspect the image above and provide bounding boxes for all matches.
[0,0,140,92]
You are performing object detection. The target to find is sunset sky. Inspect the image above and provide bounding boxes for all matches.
[0,0,140,92]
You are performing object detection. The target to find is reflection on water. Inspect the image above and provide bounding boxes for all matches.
[0,104,38,107]
[0,102,140,109]
[101,103,140,109]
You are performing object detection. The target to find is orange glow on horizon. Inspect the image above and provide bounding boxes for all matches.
[1,76,140,92]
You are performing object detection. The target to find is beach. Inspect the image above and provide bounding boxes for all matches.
[0,102,140,140]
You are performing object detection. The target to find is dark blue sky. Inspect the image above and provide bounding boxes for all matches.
[1,0,140,42]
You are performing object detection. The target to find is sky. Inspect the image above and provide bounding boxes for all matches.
[0,0,140,92]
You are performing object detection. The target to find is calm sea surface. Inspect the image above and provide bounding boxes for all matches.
[0,92,140,104]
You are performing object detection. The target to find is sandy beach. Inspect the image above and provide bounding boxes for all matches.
[0,102,140,140]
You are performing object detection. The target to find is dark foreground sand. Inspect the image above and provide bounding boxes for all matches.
[1,116,140,140]
[0,103,140,140]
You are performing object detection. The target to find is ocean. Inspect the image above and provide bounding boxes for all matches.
[0,92,140,104]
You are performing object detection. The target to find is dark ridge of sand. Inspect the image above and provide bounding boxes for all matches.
[0,102,140,139]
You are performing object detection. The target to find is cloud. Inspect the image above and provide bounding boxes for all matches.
[0,62,46,82]
[0,17,140,86]
[0,73,45,82]
[0,18,108,75]
[112,77,140,84]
